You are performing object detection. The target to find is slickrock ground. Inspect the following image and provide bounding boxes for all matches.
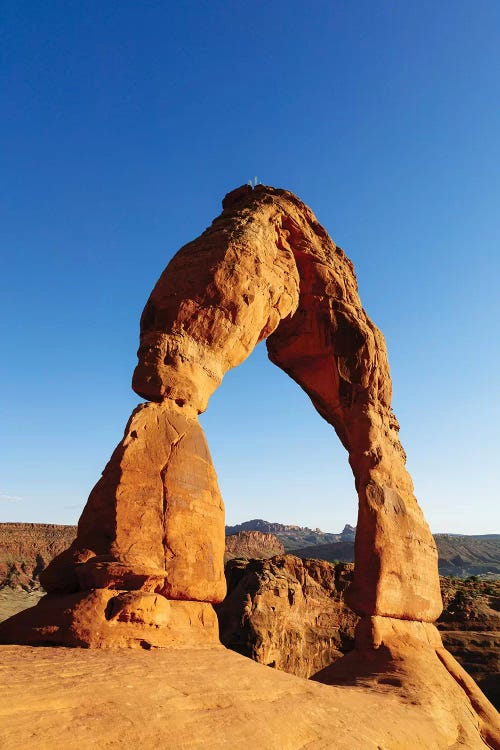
[0,588,44,620]
[224,531,284,561]
[0,644,494,750]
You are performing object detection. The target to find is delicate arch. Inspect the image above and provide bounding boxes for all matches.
[132,184,441,621]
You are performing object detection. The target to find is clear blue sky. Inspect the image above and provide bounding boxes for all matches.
[1,1,499,534]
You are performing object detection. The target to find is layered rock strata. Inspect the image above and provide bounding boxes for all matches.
[0,523,77,591]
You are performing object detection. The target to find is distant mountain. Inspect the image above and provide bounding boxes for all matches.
[225,519,356,549]
[435,534,500,540]
[1,521,498,593]
[225,520,500,578]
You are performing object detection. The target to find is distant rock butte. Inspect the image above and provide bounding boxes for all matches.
[224,531,284,562]
[225,519,357,547]
[1,185,498,747]
[217,555,358,678]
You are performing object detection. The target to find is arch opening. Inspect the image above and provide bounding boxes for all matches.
[199,339,357,535]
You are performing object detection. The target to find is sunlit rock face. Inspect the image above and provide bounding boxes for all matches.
[216,556,358,678]
[224,531,284,562]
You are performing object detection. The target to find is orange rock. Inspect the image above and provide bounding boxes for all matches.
[0,644,496,750]
[0,401,225,647]
[0,590,219,648]
[217,555,358,677]
[133,184,441,621]
[8,183,440,641]
[42,401,226,604]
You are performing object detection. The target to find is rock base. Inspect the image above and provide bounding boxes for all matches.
[0,590,219,648]
[0,644,497,750]
[313,616,500,750]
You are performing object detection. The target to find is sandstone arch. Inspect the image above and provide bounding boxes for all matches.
[131,183,441,622]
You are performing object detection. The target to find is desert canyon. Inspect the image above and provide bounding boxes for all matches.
[1,184,498,749]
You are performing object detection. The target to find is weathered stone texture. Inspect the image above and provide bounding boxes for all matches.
[42,401,225,604]
[0,402,225,647]
[217,555,357,678]
[133,184,441,622]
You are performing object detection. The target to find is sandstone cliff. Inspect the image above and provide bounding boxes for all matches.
[438,576,500,709]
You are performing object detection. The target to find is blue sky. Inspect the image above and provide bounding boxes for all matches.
[1,1,499,534]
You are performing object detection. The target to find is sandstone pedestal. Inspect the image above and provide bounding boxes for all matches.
[0,591,218,648]
[314,616,500,750]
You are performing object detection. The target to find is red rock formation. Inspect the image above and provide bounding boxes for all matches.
[132,183,440,622]
[217,555,357,677]
[217,555,500,711]
[224,531,284,562]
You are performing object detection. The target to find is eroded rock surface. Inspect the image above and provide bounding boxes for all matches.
[224,531,284,562]
[217,554,500,711]
[438,577,500,709]
[0,644,494,750]
[0,403,225,647]
[216,555,357,677]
